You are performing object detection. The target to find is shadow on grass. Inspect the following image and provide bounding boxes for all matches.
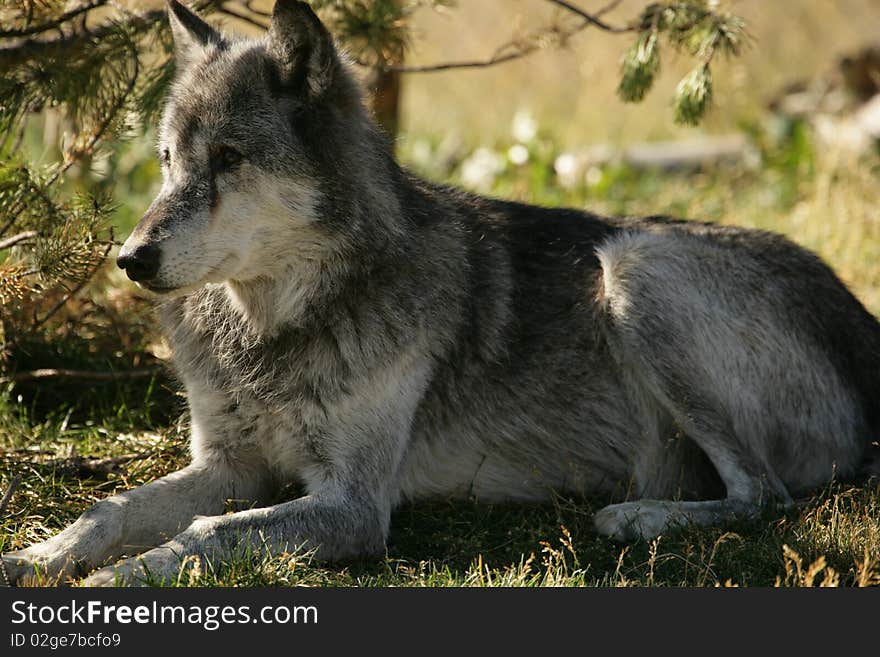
[340,482,880,586]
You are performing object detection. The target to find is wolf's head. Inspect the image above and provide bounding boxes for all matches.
[118,0,393,295]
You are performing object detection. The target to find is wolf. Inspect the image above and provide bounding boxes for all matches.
[3,0,879,586]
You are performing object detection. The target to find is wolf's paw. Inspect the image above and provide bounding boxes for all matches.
[81,542,189,587]
[0,552,33,587]
[81,561,141,587]
[593,500,684,542]
[1,548,79,586]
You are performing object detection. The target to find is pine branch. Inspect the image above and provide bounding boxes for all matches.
[215,4,269,30]
[0,1,220,68]
[0,162,112,312]
[32,236,113,330]
[0,7,163,69]
[544,0,634,33]
[618,1,748,124]
[54,31,141,180]
[390,9,607,74]
[0,231,38,250]
[0,1,109,39]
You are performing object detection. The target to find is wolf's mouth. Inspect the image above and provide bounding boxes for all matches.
[141,282,178,294]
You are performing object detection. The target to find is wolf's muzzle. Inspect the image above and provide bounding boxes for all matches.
[117,243,160,282]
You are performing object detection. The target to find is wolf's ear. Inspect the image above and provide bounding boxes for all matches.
[166,0,224,69]
[266,1,338,98]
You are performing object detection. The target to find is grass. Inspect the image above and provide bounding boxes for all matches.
[2,391,879,588]
[2,409,879,586]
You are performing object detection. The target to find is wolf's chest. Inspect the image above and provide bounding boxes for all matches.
[167,292,348,402]
[166,302,349,482]
[184,370,335,485]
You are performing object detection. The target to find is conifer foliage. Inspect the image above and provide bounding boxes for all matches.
[618,1,747,124]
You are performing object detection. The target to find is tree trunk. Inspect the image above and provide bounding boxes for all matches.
[368,65,402,138]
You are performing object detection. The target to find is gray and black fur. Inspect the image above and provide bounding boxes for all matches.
[4,0,879,585]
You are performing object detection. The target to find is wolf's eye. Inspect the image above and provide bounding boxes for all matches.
[212,145,243,174]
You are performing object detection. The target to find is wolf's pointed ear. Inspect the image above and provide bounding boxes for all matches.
[266,1,338,98]
[166,0,223,68]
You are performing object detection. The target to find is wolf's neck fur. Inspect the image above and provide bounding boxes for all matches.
[223,274,315,336]
[222,151,412,337]
[222,250,349,336]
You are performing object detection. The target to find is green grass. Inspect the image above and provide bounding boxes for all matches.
[2,120,880,587]
[2,391,878,586]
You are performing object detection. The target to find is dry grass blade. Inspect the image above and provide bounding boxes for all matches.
[0,475,22,587]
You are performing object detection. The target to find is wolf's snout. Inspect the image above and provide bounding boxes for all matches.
[117,243,160,282]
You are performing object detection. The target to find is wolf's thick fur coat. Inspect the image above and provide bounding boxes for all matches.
[3,1,879,586]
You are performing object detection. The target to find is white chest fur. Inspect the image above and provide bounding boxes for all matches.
[186,378,317,485]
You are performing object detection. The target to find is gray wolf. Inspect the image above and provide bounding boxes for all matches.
[3,0,879,586]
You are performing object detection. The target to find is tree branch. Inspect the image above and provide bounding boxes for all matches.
[544,0,634,33]
[32,235,114,330]
[0,9,161,68]
[0,1,219,68]
[0,368,162,385]
[388,0,635,74]
[0,1,109,38]
[388,48,542,74]
[52,41,140,182]
[389,22,575,73]
[0,231,38,251]
[216,4,269,30]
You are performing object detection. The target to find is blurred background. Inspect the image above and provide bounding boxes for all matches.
[402,0,880,144]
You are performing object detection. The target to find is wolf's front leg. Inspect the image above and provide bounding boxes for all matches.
[84,352,432,586]
[82,486,390,586]
[2,459,268,586]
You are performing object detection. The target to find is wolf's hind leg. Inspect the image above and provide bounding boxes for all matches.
[594,232,797,541]
[593,323,793,541]
[594,395,791,541]
[594,499,757,542]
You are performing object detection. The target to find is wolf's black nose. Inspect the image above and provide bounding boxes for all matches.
[117,243,160,282]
